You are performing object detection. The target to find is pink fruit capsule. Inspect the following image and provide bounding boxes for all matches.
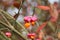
[24,16,31,22]
[31,16,37,22]
[27,33,36,39]
[5,32,11,38]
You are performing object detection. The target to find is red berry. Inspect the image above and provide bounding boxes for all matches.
[31,21,35,26]
[24,22,30,28]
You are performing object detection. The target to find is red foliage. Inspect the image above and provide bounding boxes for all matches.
[36,22,47,33]
[37,5,50,10]
[49,6,58,22]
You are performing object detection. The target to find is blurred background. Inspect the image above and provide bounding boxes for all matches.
[0,0,60,40]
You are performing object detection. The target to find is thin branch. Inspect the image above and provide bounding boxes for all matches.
[14,0,25,19]
[0,20,28,40]
[0,9,28,33]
